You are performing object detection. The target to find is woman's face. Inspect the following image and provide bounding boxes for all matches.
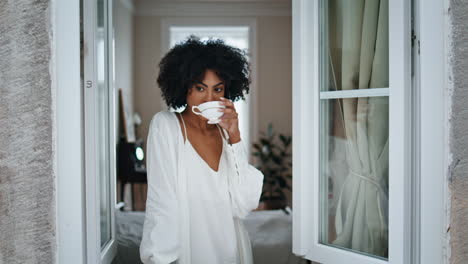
[186,69,226,109]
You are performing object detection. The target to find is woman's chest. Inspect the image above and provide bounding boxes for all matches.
[185,149,230,204]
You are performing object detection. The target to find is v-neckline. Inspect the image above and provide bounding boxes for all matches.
[186,138,224,173]
[175,111,225,173]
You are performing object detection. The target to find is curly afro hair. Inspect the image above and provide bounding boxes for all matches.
[157,35,251,109]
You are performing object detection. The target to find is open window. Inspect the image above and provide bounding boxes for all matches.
[83,0,118,262]
[54,0,446,263]
[292,0,412,263]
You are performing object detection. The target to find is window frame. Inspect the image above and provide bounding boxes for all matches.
[82,0,118,263]
[55,0,86,263]
[292,0,413,263]
[415,0,447,263]
[54,0,446,263]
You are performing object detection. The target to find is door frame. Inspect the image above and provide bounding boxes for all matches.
[55,1,86,263]
[55,0,118,263]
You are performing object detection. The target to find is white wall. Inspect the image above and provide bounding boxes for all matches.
[114,0,135,138]
[133,15,162,144]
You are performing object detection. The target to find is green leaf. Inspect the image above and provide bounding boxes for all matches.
[279,134,287,144]
[260,138,270,146]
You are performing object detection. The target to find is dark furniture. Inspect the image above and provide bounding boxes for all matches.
[117,136,147,210]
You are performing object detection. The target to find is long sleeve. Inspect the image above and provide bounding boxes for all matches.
[226,139,264,219]
[140,114,179,264]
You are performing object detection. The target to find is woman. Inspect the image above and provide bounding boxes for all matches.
[139,36,264,264]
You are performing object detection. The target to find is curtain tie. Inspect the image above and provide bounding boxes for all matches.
[349,169,386,196]
[349,169,387,236]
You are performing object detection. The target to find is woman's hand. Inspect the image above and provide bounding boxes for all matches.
[218,97,241,144]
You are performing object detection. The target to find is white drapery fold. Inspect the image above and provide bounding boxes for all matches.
[329,0,389,257]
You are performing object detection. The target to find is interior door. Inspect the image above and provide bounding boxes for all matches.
[83,0,118,263]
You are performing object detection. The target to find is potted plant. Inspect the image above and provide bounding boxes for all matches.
[252,123,292,210]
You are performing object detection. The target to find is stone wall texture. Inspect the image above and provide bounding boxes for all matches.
[0,0,56,263]
[448,0,468,263]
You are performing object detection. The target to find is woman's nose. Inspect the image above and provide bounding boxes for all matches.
[205,91,215,101]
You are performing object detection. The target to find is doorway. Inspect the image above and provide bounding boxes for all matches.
[82,0,295,263]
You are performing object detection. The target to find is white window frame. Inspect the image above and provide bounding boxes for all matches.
[293,0,412,263]
[82,0,117,263]
[160,17,259,153]
[54,0,446,263]
[54,1,85,263]
[416,0,447,263]
[292,0,446,264]
[55,0,119,262]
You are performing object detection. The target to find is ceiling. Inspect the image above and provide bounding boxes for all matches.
[130,0,291,16]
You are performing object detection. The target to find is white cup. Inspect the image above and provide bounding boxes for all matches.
[191,101,226,124]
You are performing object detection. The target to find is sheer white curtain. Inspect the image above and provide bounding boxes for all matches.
[329,0,389,256]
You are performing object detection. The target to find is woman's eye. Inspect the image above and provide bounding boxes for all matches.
[195,86,223,92]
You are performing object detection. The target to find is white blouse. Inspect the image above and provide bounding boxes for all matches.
[184,114,238,264]
[139,111,264,264]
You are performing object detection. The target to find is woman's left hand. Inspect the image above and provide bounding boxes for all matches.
[218,97,241,144]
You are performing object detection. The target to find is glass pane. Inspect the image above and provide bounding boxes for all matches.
[320,0,389,92]
[97,0,112,248]
[319,97,389,259]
